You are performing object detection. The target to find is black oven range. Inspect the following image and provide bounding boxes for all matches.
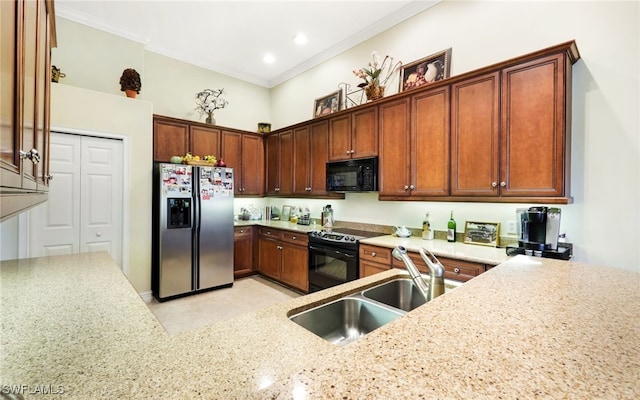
[307,228,382,293]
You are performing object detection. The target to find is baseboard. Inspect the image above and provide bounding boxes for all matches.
[139,291,153,303]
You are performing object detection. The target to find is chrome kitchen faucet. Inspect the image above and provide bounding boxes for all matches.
[392,246,445,302]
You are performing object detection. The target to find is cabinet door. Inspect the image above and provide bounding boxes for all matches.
[412,86,450,196]
[240,134,264,195]
[309,120,330,195]
[21,0,38,191]
[221,131,242,194]
[328,114,351,161]
[451,72,500,197]
[280,243,308,292]
[360,259,390,278]
[351,105,378,158]
[378,98,411,197]
[34,0,50,191]
[278,130,294,195]
[258,237,281,280]
[153,118,189,162]
[190,125,220,158]
[292,125,311,195]
[234,227,254,276]
[1,0,21,189]
[501,54,567,197]
[265,134,279,194]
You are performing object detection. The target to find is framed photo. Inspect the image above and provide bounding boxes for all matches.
[464,221,500,247]
[281,205,292,222]
[400,48,452,92]
[313,90,342,118]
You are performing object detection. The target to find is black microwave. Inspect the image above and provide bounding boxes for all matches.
[326,157,378,192]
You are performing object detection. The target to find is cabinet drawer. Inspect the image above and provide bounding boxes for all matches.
[234,226,253,239]
[359,245,392,265]
[438,257,485,282]
[281,231,308,246]
[259,227,283,240]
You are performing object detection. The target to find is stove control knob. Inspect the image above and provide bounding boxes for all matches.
[349,236,356,242]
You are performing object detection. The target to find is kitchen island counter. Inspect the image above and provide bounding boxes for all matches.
[1,253,638,399]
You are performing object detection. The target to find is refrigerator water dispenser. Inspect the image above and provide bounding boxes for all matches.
[168,198,191,229]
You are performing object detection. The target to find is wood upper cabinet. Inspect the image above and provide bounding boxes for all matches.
[293,120,331,196]
[379,87,450,199]
[500,53,569,198]
[153,116,221,162]
[451,50,573,200]
[451,72,500,197]
[328,105,378,161]
[265,130,293,195]
[378,98,411,197]
[221,131,264,195]
[1,0,55,221]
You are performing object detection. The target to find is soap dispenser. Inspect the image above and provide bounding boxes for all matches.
[422,212,434,240]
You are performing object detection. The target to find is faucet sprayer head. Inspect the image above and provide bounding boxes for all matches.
[392,246,408,260]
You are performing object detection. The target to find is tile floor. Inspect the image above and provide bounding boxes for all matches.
[146,275,301,335]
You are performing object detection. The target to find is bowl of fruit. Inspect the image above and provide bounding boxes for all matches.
[178,153,217,166]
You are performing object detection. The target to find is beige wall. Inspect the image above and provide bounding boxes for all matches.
[49,84,153,292]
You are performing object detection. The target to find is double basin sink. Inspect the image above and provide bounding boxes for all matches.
[289,277,460,346]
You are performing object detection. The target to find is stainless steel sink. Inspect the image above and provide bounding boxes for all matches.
[289,297,403,346]
[361,278,426,312]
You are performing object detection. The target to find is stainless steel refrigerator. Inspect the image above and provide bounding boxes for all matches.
[152,162,234,301]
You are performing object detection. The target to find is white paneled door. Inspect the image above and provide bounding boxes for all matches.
[27,132,123,266]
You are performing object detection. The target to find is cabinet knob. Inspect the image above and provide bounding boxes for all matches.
[45,174,54,181]
[350,150,355,154]
[409,184,415,190]
[491,182,498,188]
[454,267,461,274]
[500,182,507,187]
[371,252,377,257]
[19,148,40,164]
[346,150,351,155]
[404,185,409,190]
[292,236,297,240]
[277,245,283,250]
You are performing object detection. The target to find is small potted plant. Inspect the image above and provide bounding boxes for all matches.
[119,68,141,98]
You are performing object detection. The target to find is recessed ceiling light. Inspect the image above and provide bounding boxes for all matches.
[293,33,308,45]
[263,53,275,64]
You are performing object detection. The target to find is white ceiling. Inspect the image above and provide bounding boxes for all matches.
[55,0,440,88]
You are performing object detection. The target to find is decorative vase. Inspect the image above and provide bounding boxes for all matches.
[205,112,216,124]
[125,89,137,99]
[364,84,385,101]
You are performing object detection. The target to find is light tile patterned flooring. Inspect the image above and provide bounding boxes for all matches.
[146,275,301,335]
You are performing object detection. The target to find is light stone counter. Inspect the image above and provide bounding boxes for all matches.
[2,252,639,399]
[360,235,513,265]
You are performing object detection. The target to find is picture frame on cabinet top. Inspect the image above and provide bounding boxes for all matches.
[313,90,342,118]
[464,221,500,247]
[280,205,292,222]
[400,48,452,92]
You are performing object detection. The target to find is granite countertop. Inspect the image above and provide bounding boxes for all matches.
[2,252,639,399]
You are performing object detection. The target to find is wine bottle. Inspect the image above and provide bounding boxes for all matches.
[447,211,456,242]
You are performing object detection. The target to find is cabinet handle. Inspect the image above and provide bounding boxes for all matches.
[500,182,507,187]
[45,174,54,181]
[371,252,377,257]
[277,245,283,250]
[20,148,40,164]
[409,184,415,190]
[491,182,498,188]
[292,236,297,240]
[239,229,244,233]
[346,150,351,155]
[403,185,409,190]
[454,267,461,274]
[350,150,355,154]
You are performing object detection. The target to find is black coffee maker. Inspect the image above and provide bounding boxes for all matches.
[507,206,571,259]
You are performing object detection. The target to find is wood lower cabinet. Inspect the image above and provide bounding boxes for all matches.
[359,244,393,278]
[1,0,55,221]
[328,106,378,161]
[390,250,486,283]
[257,227,308,292]
[234,226,255,278]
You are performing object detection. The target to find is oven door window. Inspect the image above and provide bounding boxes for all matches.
[308,245,358,290]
